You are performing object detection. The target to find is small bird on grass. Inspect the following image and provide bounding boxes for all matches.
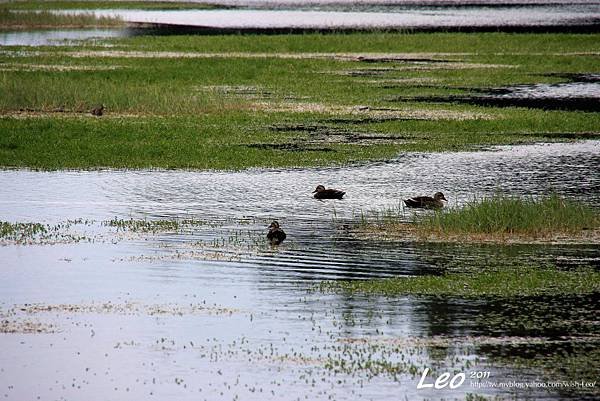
[267,221,286,245]
[403,192,447,209]
[91,104,104,116]
[312,185,345,200]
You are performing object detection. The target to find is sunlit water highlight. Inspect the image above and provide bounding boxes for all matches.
[0,29,130,46]
[76,5,600,30]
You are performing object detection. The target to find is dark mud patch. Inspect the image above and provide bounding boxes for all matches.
[245,143,335,152]
[389,74,600,112]
[269,121,414,134]
[260,122,417,149]
[392,94,600,112]
[544,73,600,83]
[355,56,451,64]
[533,131,600,139]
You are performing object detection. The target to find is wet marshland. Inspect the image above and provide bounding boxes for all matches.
[1,141,600,400]
[2,1,600,399]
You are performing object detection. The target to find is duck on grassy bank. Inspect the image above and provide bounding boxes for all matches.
[91,104,104,116]
[313,185,345,200]
[404,192,447,209]
[267,221,286,245]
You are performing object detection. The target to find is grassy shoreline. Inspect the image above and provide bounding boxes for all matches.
[357,194,600,245]
[0,9,124,29]
[319,267,600,297]
[419,193,599,234]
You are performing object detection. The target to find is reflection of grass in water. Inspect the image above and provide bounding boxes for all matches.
[419,194,600,237]
[491,345,600,398]
[319,267,600,297]
[0,9,123,29]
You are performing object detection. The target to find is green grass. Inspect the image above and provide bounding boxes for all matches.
[0,114,407,169]
[0,8,123,29]
[319,267,600,297]
[419,194,600,237]
[1,32,599,169]
[108,31,600,55]
[0,1,227,10]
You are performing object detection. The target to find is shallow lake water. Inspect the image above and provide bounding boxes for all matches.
[0,28,132,46]
[1,141,599,400]
[78,4,600,31]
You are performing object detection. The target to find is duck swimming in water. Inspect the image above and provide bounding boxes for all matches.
[404,192,447,209]
[267,221,286,245]
[312,185,345,200]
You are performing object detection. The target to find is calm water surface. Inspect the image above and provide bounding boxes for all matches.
[81,4,600,30]
[0,29,131,46]
[1,141,599,400]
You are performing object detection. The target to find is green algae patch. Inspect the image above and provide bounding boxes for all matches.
[319,268,600,298]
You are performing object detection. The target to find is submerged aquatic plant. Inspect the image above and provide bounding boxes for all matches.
[103,217,213,233]
[0,221,47,240]
[0,220,90,244]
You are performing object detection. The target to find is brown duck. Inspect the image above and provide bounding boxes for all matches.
[91,104,104,116]
[267,221,286,245]
[404,192,447,209]
[313,185,345,200]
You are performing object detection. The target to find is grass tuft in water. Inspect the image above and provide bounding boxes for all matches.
[0,221,47,240]
[419,193,600,237]
[104,218,211,233]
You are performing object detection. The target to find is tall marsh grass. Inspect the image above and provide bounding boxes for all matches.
[419,194,599,236]
[0,9,122,29]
